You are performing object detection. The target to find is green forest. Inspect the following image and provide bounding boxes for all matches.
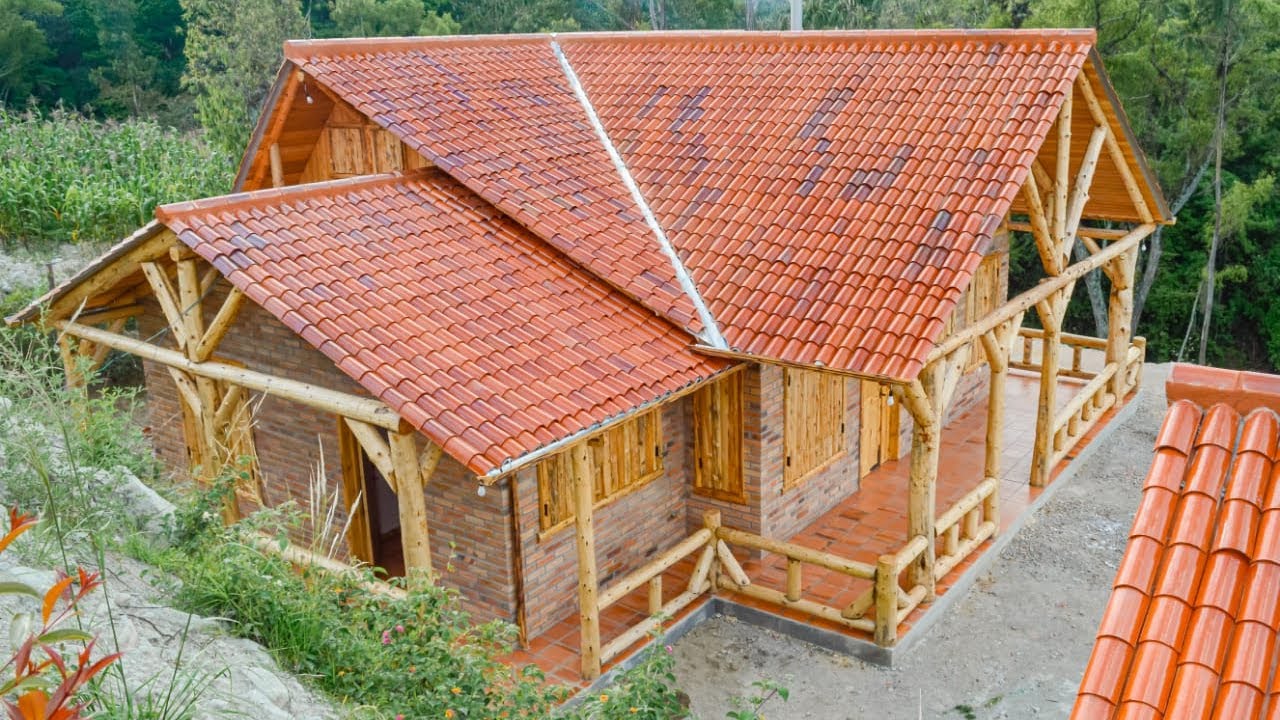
[0,0,1277,370]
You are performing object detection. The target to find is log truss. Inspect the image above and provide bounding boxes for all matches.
[51,245,442,582]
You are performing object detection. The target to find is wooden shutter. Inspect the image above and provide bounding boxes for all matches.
[370,129,404,173]
[536,409,665,536]
[338,420,375,564]
[693,373,745,503]
[327,127,366,176]
[783,368,846,488]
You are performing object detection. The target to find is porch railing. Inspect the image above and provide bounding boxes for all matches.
[588,509,930,675]
[1010,327,1107,380]
[933,478,999,581]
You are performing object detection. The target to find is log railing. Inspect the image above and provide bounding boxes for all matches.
[1010,327,1107,381]
[595,511,723,666]
[933,478,999,582]
[713,527,929,647]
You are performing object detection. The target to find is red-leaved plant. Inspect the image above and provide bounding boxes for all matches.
[0,509,119,719]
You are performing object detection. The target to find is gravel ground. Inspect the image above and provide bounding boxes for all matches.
[675,364,1170,720]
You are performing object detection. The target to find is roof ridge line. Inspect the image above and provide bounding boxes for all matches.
[550,37,727,350]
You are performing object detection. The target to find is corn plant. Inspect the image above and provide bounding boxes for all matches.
[0,108,234,250]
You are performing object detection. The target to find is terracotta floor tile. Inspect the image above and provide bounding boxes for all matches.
[516,371,1127,689]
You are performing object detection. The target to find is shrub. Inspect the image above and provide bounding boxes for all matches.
[567,637,686,719]
[0,107,234,250]
[150,494,564,719]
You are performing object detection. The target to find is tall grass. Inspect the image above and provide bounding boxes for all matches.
[0,108,234,249]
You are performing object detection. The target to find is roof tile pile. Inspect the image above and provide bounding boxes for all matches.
[1074,364,1280,719]
[284,30,1095,380]
[157,171,727,476]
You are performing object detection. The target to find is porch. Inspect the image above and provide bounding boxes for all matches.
[510,330,1143,687]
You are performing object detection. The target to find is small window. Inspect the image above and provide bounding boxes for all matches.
[964,253,1003,370]
[693,372,745,503]
[783,368,846,489]
[538,409,664,534]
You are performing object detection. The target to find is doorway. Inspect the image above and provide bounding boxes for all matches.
[339,422,405,577]
[860,381,900,477]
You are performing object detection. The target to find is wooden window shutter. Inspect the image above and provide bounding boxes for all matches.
[693,372,745,503]
[536,409,665,537]
[327,127,366,176]
[783,368,846,488]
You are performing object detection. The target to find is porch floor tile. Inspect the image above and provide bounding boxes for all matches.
[509,369,1130,690]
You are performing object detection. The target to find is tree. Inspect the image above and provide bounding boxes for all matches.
[180,0,306,157]
[0,0,62,104]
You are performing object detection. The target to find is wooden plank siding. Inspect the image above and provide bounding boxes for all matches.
[964,253,1003,371]
[537,409,664,535]
[692,371,745,503]
[782,368,847,489]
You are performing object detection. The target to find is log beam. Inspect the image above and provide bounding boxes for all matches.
[571,441,602,680]
[55,320,405,430]
[1105,246,1139,398]
[388,430,434,578]
[1076,74,1154,224]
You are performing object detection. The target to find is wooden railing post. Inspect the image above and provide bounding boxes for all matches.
[571,441,602,680]
[1106,246,1138,399]
[1031,288,1069,487]
[873,553,898,647]
[907,362,943,597]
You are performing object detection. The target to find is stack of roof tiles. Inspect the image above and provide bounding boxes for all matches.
[1074,364,1280,719]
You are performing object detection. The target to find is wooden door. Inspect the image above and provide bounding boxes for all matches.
[860,382,899,477]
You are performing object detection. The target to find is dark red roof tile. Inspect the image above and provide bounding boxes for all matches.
[159,171,727,476]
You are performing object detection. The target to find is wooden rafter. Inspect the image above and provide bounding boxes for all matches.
[194,287,246,362]
[140,261,192,349]
[1077,73,1154,224]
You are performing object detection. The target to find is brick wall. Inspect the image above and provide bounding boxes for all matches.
[137,275,517,624]
[516,399,693,639]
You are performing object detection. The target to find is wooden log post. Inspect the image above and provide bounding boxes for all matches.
[1031,289,1068,487]
[906,361,943,598]
[571,441,602,680]
[388,430,435,581]
[873,553,898,647]
[1105,246,1138,399]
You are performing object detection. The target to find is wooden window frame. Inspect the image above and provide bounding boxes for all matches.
[537,409,665,538]
[782,367,847,490]
[693,371,746,504]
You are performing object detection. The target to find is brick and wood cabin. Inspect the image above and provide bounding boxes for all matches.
[12,30,1171,680]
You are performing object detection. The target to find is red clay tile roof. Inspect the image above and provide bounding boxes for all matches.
[1073,364,1280,719]
[156,170,729,477]
[282,30,1109,380]
[282,37,705,338]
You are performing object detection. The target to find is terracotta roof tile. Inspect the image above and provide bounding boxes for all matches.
[157,171,727,477]
[282,30,1101,381]
[1074,364,1280,718]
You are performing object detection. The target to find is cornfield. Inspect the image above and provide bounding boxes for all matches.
[0,108,235,249]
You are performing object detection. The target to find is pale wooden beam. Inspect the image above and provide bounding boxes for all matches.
[343,418,397,486]
[1030,286,1071,487]
[1053,89,1073,244]
[1064,124,1108,255]
[907,360,943,597]
[213,384,247,428]
[56,320,405,431]
[418,441,443,479]
[166,367,203,415]
[570,441,602,680]
[140,262,192,349]
[41,226,176,321]
[388,430,434,578]
[193,287,245,362]
[1020,173,1058,275]
[926,224,1156,366]
[1006,221,1131,241]
[1076,74,1154,223]
[269,143,285,188]
[1106,247,1139,399]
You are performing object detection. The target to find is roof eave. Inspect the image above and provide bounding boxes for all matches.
[6,220,166,327]
[1086,48,1174,224]
[233,60,296,192]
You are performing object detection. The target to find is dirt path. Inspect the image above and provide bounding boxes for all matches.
[674,364,1169,720]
